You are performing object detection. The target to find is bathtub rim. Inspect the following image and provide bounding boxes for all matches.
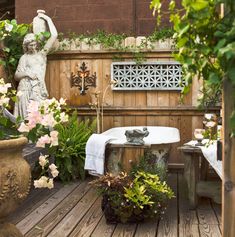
[101,126,180,145]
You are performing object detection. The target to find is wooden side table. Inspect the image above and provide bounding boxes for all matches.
[178,144,221,209]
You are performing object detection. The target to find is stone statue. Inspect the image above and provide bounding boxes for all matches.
[14,10,58,120]
[125,127,149,145]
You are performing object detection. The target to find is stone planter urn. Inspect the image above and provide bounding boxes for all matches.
[0,137,31,237]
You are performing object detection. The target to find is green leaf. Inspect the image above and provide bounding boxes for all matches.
[177,37,188,47]
[214,39,226,53]
[191,0,209,11]
[43,31,51,38]
[3,47,10,53]
[208,72,220,84]
[10,19,17,25]
[178,25,190,37]
[169,1,175,11]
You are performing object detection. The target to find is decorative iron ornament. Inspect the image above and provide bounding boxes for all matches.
[111,62,184,91]
[71,62,96,95]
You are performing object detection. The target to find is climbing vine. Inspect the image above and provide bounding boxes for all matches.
[0,19,31,87]
[150,0,235,135]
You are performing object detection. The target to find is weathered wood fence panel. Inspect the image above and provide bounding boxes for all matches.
[46,50,219,166]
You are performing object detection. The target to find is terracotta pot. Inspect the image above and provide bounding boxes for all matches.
[0,137,31,236]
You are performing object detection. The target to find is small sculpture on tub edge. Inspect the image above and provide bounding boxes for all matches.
[125,127,149,145]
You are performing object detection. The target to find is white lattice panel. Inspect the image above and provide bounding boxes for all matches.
[111,62,183,91]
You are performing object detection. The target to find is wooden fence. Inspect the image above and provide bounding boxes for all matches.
[46,50,219,166]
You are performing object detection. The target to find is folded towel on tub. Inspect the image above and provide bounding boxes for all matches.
[84,133,116,176]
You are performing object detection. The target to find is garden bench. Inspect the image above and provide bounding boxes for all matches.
[179,141,222,209]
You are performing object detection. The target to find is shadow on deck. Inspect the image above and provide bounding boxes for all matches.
[7,172,221,237]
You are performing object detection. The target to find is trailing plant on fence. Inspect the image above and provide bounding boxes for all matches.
[150,0,235,135]
[58,28,175,64]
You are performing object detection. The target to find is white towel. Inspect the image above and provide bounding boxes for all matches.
[200,142,222,179]
[184,140,222,179]
[84,134,116,176]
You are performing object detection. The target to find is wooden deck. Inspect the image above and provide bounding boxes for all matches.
[7,172,221,237]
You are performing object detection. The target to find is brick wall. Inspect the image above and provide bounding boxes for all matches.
[15,0,180,36]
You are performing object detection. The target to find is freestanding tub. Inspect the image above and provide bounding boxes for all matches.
[102,126,180,174]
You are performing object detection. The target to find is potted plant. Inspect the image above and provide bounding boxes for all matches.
[90,170,174,224]
[0,78,31,236]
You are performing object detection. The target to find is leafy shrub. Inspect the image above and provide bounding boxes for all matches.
[54,112,96,182]
[90,171,174,223]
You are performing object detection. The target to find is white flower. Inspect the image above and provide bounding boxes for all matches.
[34,176,49,188]
[205,114,214,120]
[49,163,58,171]
[206,121,216,128]
[38,154,49,168]
[47,178,54,189]
[49,164,59,178]
[41,114,57,128]
[0,96,10,106]
[60,112,69,123]
[50,130,59,146]
[18,122,30,133]
[34,176,54,189]
[59,98,66,105]
[36,134,51,148]
[5,22,13,32]
[0,83,11,94]
[51,169,59,178]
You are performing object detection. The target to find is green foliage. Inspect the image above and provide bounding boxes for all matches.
[58,28,174,64]
[0,78,21,140]
[90,170,174,223]
[53,112,96,182]
[147,27,174,42]
[0,20,30,87]
[197,81,222,108]
[150,0,235,134]
[0,119,20,140]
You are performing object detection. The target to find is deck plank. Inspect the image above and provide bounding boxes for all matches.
[197,199,220,225]
[134,219,158,237]
[48,188,98,236]
[179,224,200,237]
[112,223,137,237]
[198,224,221,237]
[211,202,222,225]
[157,173,178,237]
[91,215,116,237]
[69,198,103,237]
[8,182,63,224]
[25,180,91,237]
[16,182,79,235]
[6,171,222,237]
[178,173,199,236]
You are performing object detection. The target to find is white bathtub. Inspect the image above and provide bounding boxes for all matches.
[102,126,180,146]
[102,126,180,175]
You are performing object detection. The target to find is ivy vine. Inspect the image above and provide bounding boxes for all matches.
[0,19,31,88]
[150,0,235,135]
